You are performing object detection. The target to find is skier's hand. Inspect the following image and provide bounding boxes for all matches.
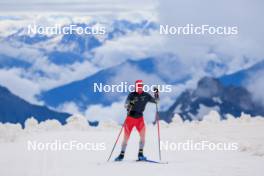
[153,87,159,101]
[125,104,131,112]
[125,100,135,111]
[127,105,131,112]
[129,100,135,106]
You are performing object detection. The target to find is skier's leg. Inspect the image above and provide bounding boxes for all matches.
[115,116,134,161]
[121,118,134,152]
[136,117,146,149]
[136,117,147,160]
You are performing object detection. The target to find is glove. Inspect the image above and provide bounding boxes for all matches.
[127,100,135,111]
[153,87,159,100]
[129,100,135,106]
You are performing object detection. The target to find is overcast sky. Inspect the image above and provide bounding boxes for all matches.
[0,0,156,12]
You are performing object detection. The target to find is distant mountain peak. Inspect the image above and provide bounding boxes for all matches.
[196,77,223,98]
[160,76,264,122]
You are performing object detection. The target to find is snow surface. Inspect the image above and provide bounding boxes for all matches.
[0,111,264,176]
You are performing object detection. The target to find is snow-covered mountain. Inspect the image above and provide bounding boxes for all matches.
[159,60,264,122]
[0,17,159,105]
[39,57,190,110]
[39,57,264,122]
[0,19,157,68]
[160,76,264,122]
[1,16,264,123]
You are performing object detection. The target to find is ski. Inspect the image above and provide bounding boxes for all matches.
[136,159,168,164]
[98,159,168,165]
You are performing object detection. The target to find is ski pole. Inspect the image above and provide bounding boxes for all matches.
[153,87,161,161]
[155,103,162,161]
[107,100,134,162]
[107,120,125,162]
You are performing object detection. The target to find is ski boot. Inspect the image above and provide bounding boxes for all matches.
[138,149,147,161]
[114,151,125,161]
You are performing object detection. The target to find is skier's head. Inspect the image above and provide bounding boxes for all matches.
[135,80,143,94]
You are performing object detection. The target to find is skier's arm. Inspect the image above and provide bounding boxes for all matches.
[147,92,158,104]
[148,87,159,104]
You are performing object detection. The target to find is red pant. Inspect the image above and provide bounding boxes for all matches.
[122,116,146,149]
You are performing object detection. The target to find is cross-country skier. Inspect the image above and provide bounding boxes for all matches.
[115,80,159,161]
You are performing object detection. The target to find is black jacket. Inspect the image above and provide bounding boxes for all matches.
[125,91,157,118]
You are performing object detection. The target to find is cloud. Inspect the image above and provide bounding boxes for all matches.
[107,62,164,85]
[0,1,263,116]
[32,59,99,91]
[0,37,100,103]
[57,101,81,114]
[104,61,199,110]
[84,101,125,123]
[0,14,159,105]
[105,62,173,106]
[84,100,157,123]
[154,54,191,82]
[0,68,41,104]
[92,31,163,68]
[245,69,264,106]
[0,59,99,103]
[157,0,264,75]
[91,0,264,88]
[0,41,43,63]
